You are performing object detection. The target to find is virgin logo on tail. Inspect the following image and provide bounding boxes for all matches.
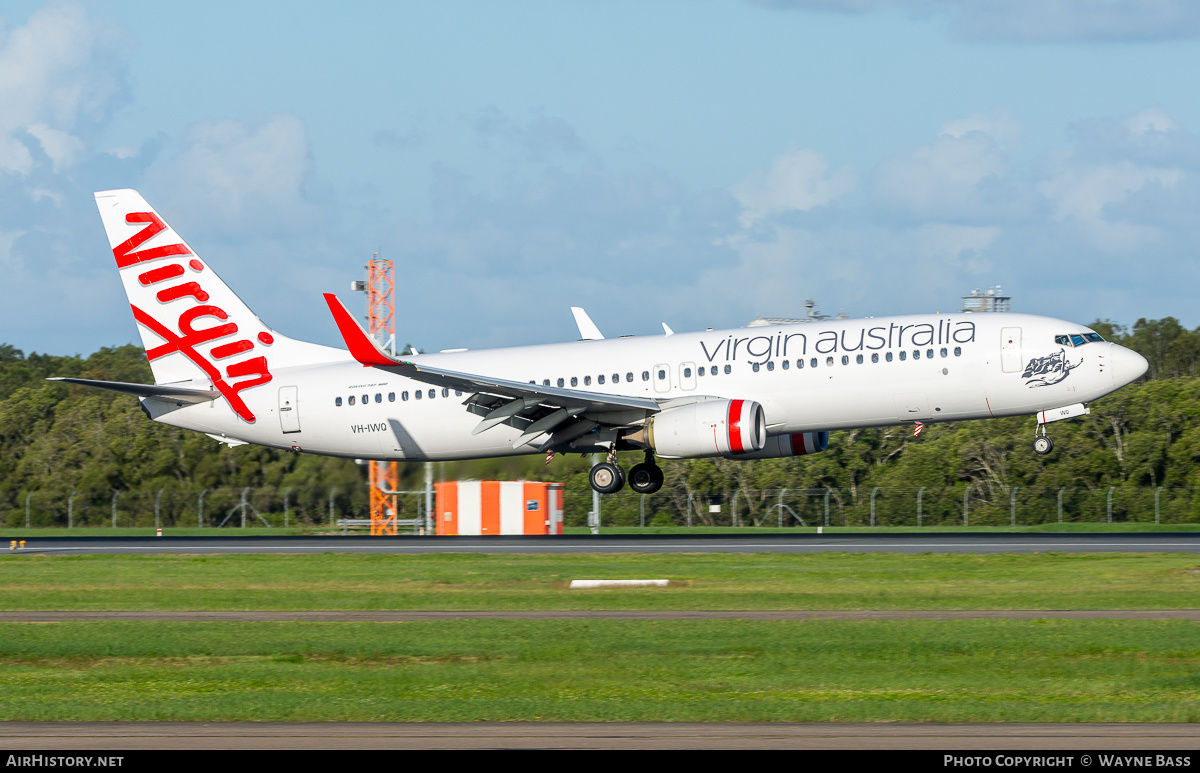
[115,212,272,422]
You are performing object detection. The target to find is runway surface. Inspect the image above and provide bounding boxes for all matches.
[2,722,1197,750]
[4,532,1200,554]
[1,610,1197,621]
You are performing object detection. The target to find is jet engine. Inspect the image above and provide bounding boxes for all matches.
[639,398,767,459]
[728,430,829,459]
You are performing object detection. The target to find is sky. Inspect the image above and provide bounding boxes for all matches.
[2,0,1199,356]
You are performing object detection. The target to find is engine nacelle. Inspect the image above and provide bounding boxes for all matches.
[727,430,829,460]
[644,399,766,459]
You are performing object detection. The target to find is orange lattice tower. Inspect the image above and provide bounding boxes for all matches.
[365,254,399,536]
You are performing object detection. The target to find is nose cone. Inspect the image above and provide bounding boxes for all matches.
[1110,344,1149,387]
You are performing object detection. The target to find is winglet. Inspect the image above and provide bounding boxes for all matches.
[323,293,397,367]
[570,307,605,340]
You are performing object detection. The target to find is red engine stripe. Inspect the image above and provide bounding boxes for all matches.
[728,399,745,453]
[789,433,805,456]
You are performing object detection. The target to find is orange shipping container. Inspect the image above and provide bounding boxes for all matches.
[434,481,564,536]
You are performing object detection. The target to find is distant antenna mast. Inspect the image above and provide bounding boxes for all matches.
[355,252,399,535]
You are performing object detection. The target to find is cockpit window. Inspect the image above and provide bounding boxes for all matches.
[1056,332,1105,347]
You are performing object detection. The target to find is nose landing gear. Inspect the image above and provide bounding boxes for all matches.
[1033,423,1054,455]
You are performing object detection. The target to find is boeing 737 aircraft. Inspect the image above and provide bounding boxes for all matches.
[53,190,1149,495]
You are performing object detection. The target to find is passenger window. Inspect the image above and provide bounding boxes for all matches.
[335,397,343,407]
[658,369,666,380]
[544,379,551,386]
[427,389,435,399]
[940,348,947,358]
[613,373,620,383]
[414,391,421,400]
[570,377,578,387]
[913,350,920,360]
[927,349,934,359]
[856,354,863,364]
[886,352,893,362]
[349,395,356,405]
[388,392,395,402]
[442,388,449,397]
[362,394,368,404]
[711,366,718,375]
[557,378,564,387]
[598,375,606,385]
[781,361,788,370]
[810,358,817,368]
[697,368,704,377]
[899,351,907,361]
[871,353,878,363]
[640,371,648,381]
[826,357,834,367]
[627,372,635,382]
[375,393,382,403]
[840,355,849,365]
[752,362,760,372]
[455,390,462,396]
[954,347,961,356]
[684,367,693,377]
[402,391,409,401]
[724,365,731,374]
[584,376,592,386]
[766,361,775,371]
[797,359,805,369]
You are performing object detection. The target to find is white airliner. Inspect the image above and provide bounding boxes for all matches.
[53,189,1149,495]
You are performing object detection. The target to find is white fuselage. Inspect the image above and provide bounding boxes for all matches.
[145,312,1142,462]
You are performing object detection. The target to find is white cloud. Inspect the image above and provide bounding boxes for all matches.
[1037,159,1182,251]
[146,113,323,238]
[1125,107,1180,137]
[0,2,127,176]
[874,112,1024,222]
[731,147,856,226]
[755,0,1200,42]
[26,123,84,172]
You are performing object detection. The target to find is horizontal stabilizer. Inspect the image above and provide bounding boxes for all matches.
[48,377,220,404]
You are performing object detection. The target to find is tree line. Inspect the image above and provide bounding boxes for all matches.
[1,316,1197,526]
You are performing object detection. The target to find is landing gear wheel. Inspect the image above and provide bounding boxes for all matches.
[589,462,625,494]
[1033,436,1054,455]
[628,462,665,495]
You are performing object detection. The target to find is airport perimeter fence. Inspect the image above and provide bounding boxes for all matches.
[570,486,1200,528]
[1,485,1199,530]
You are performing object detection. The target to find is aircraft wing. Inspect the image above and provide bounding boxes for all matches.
[324,294,664,449]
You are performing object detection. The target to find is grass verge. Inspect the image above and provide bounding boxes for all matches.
[0,620,1196,722]
[0,552,1198,610]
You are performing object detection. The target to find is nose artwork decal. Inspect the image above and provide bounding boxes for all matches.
[1023,349,1082,387]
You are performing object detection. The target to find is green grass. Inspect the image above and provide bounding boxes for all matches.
[1,552,1198,610]
[2,522,1199,537]
[0,620,1196,722]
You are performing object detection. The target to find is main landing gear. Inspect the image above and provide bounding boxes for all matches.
[589,451,664,495]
